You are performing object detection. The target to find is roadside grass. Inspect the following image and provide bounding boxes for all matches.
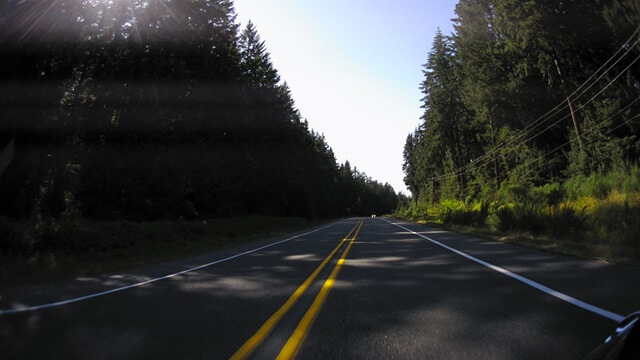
[0,216,328,287]
[393,192,640,265]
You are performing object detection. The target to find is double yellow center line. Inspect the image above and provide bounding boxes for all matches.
[230,219,364,360]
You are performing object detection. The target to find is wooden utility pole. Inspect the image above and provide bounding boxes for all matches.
[488,114,500,189]
[430,179,435,207]
[554,57,584,153]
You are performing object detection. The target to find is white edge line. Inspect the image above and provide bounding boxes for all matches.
[383,218,625,323]
[0,220,345,315]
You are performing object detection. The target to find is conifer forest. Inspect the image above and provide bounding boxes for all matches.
[0,1,398,222]
[401,0,640,255]
[1,0,640,270]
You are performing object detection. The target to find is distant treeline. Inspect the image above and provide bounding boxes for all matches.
[0,0,398,220]
[404,0,640,205]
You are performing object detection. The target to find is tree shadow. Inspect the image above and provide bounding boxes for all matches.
[1,219,637,359]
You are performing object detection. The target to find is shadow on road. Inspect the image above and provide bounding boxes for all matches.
[2,219,638,359]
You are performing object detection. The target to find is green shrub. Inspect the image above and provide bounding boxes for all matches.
[531,183,564,207]
[436,199,465,221]
[588,196,640,248]
[441,201,490,227]
[565,164,640,200]
[492,204,545,235]
[443,207,474,226]
[622,165,640,194]
[544,205,587,240]
[587,173,613,198]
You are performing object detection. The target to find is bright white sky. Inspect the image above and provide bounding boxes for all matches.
[233,0,458,194]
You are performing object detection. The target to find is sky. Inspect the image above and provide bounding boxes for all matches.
[233,0,459,194]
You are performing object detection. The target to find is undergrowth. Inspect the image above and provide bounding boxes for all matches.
[396,166,640,263]
[0,215,320,285]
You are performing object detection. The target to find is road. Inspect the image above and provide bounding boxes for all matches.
[1,217,639,359]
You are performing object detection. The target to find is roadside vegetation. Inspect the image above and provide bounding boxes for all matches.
[400,1,640,263]
[0,215,326,286]
[0,1,398,223]
[0,1,399,284]
[396,166,640,263]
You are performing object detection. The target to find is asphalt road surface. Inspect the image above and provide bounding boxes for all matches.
[2,217,639,359]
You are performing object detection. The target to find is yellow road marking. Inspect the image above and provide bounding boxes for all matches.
[229,219,363,360]
[276,219,364,360]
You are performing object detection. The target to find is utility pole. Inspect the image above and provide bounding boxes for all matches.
[488,114,500,189]
[430,179,435,207]
[554,57,584,153]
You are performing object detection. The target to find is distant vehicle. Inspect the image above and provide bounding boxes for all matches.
[585,311,639,359]
[371,214,376,218]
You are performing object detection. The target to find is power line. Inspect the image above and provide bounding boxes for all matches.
[494,38,640,155]
[505,30,640,150]
[463,105,640,190]
[524,111,640,177]
[454,95,640,182]
[420,27,640,182]
[426,42,640,182]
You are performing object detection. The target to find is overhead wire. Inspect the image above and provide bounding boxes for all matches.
[484,37,640,159]
[523,111,640,177]
[437,51,640,181]
[420,27,640,182]
[429,33,640,181]
[423,28,640,180]
[451,95,640,183]
[462,98,640,190]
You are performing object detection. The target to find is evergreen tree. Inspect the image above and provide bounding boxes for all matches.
[411,29,477,203]
[239,20,280,89]
[404,0,640,206]
[0,0,398,221]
